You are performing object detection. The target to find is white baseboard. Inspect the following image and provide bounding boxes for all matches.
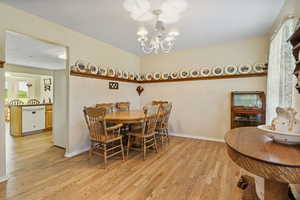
[169,133,225,143]
[64,147,89,158]
[0,175,8,183]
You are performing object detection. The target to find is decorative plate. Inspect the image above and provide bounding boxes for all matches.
[134,73,139,81]
[200,67,211,77]
[129,72,135,80]
[170,72,178,79]
[140,74,145,81]
[253,63,265,73]
[98,66,107,76]
[224,65,237,75]
[146,73,153,81]
[212,66,224,76]
[190,69,200,78]
[75,60,88,72]
[162,72,169,80]
[180,70,189,79]
[70,65,78,72]
[107,68,115,77]
[116,69,123,78]
[153,72,161,80]
[123,71,129,79]
[88,63,98,74]
[238,64,252,74]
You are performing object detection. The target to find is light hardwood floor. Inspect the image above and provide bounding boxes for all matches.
[0,132,245,200]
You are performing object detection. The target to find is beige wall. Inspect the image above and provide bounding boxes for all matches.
[0,3,140,179]
[141,36,269,73]
[140,36,269,140]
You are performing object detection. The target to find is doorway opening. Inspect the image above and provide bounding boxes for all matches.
[4,31,69,175]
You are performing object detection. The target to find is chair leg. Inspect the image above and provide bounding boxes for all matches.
[89,142,93,159]
[103,144,107,169]
[120,138,125,161]
[154,136,159,153]
[127,135,131,159]
[166,129,170,144]
[143,138,146,160]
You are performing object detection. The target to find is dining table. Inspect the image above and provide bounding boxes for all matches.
[105,110,146,124]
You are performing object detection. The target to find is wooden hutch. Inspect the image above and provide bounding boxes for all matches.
[288,25,300,92]
[231,91,266,129]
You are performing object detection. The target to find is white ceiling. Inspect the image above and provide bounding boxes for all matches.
[1,0,285,56]
[6,31,66,70]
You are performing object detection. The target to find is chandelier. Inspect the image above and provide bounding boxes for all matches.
[123,0,187,54]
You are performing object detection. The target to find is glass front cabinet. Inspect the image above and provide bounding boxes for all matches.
[231,91,266,129]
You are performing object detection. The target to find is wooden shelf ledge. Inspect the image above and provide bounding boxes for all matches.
[71,71,267,84]
[0,60,4,68]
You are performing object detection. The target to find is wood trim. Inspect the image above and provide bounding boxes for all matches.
[0,60,4,68]
[70,71,138,83]
[70,71,267,84]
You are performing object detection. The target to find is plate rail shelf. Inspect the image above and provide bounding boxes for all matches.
[70,71,267,84]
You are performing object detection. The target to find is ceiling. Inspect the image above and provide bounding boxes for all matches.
[6,31,66,70]
[1,0,285,56]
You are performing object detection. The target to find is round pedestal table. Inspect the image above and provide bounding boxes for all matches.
[225,127,300,200]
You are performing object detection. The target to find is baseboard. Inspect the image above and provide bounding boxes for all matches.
[0,175,8,183]
[64,147,89,158]
[169,133,225,143]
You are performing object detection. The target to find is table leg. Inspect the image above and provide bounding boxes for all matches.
[264,179,288,200]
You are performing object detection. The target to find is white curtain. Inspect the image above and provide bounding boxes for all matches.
[266,18,296,124]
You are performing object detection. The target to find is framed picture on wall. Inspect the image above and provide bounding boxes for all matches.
[44,78,52,91]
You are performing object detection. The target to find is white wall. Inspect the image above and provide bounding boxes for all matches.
[0,3,140,179]
[140,36,269,140]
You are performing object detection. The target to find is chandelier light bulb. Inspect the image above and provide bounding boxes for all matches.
[137,26,148,36]
[168,28,179,37]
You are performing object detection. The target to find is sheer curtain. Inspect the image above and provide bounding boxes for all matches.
[266,18,296,124]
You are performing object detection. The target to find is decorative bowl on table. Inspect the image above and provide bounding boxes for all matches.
[257,107,300,145]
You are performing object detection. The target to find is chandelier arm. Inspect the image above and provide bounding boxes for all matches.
[139,39,154,54]
[160,40,174,53]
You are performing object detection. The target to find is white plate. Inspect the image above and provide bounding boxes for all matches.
[98,66,107,76]
[134,73,139,81]
[107,68,115,77]
[190,69,199,78]
[70,65,78,72]
[123,71,129,79]
[170,72,178,79]
[129,72,135,80]
[212,66,224,76]
[238,64,252,74]
[88,63,98,74]
[75,60,88,72]
[180,70,189,78]
[116,69,123,78]
[253,63,265,73]
[225,65,237,75]
[200,67,211,77]
[153,72,161,80]
[146,73,153,81]
[257,125,300,145]
[140,74,145,81]
[162,72,169,80]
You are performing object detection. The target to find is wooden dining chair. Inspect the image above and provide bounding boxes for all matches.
[127,105,160,160]
[27,99,40,105]
[152,101,169,106]
[9,99,24,105]
[83,106,125,168]
[116,102,130,111]
[156,103,172,146]
[96,103,115,113]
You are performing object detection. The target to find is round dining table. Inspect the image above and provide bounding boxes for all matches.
[105,110,146,124]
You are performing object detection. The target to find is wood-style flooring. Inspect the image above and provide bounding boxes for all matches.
[0,131,245,200]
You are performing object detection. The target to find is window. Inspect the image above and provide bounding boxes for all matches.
[18,81,29,101]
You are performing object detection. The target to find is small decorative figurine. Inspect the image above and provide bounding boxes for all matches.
[136,86,144,96]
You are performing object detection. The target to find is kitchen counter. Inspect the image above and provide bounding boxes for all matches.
[9,104,53,136]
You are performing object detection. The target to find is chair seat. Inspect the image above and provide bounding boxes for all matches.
[91,135,122,143]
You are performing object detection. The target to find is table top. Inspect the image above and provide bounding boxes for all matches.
[105,110,146,122]
[225,127,300,167]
